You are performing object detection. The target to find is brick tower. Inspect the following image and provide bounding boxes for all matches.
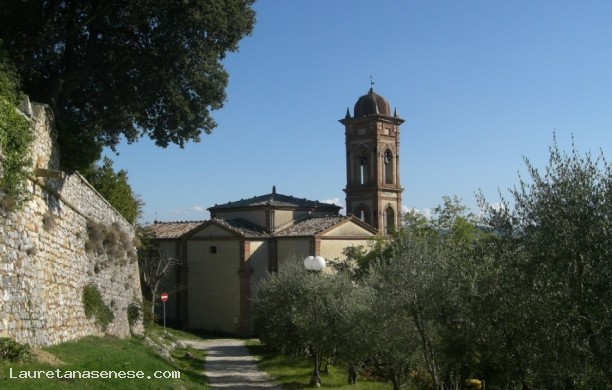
[339,87,404,234]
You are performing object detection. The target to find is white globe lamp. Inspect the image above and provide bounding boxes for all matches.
[304,255,325,272]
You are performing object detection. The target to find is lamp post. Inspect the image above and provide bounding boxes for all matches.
[304,255,325,387]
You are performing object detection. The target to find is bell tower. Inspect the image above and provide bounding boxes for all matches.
[339,87,404,234]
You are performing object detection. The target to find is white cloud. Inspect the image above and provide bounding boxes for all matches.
[172,205,207,216]
[191,206,207,213]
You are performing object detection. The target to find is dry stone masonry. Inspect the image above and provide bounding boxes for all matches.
[0,103,144,346]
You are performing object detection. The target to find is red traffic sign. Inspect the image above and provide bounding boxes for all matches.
[160,292,168,302]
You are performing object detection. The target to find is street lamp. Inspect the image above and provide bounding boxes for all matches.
[304,255,326,272]
[304,255,325,387]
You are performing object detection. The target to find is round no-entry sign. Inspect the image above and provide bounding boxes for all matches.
[160,292,168,302]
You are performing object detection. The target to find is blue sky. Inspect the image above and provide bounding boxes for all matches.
[105,0,612,225]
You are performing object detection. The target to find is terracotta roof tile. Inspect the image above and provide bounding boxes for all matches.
[146,221,204,239]
[276,216,348,237]
[209,191,340,211]
[145,215,362,240]
[212,218,270,238]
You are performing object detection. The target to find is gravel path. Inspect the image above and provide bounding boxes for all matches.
[182,338,282,389]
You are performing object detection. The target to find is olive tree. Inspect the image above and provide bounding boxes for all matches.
[479,138,611,388]
[254,256,380,386]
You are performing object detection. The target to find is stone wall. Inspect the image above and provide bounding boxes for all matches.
[0,103,144,346]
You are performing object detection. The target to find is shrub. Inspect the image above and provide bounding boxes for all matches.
[82,283,114,332]
[142,300,158,326]
[85,221,134,265]
[0,338,31,362]
[127,302,141,328]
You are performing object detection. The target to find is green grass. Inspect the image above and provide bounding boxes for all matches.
[0,326,209,389]
[245,340,391,389]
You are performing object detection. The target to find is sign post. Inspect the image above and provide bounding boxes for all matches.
[160,292,168,329]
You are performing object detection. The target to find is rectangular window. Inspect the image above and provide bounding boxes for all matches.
[209,246,217,254]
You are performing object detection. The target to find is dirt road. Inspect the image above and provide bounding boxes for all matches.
[183,338,282,389]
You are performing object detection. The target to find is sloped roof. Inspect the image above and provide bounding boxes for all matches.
[147,216,374,240]
[146,221,205,239]
[146,218,270,240]
[211,218,270,238]
[277,216,349,237]
[209,189,340,211]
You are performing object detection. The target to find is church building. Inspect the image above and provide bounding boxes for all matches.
[148,87,404,335]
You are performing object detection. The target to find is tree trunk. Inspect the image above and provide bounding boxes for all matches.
[347,364,357,385]
[150,286,158,316]
[411,303,441,389]
[391,376,401,390]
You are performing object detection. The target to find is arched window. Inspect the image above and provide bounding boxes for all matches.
[384,150,394,185]
[356,154,368,185]
[385,206,395,234]
[354,205,370,225]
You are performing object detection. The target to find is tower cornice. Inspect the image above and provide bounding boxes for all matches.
[339,114,404,126]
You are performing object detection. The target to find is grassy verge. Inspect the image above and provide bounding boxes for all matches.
[245,340,390,389]
[0,326,209,389]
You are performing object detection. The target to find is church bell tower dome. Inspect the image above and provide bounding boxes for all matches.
[354,87,391,117]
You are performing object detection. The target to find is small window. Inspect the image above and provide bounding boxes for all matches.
[359,156,368,185]
[209,246,217,254]
[384,150,394,184]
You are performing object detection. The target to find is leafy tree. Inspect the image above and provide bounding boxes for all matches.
[0,0,256,170]
[81,156,143,224]
[402,208,430,232]
[258,139,611,390]
[431,195,475,229]
[334,237,391,281]
[352,197,495,390]
[254,256,366,386]
[480,138,612,388]
[253,258,310,355]
[358,266,428,390]
[0,41,33,209]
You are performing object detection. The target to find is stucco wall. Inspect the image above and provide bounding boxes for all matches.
[320,239,369,263]
[276,238,311,265]
[247,240,269,295]
[186,239,241,333]
[0,104,143,346]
